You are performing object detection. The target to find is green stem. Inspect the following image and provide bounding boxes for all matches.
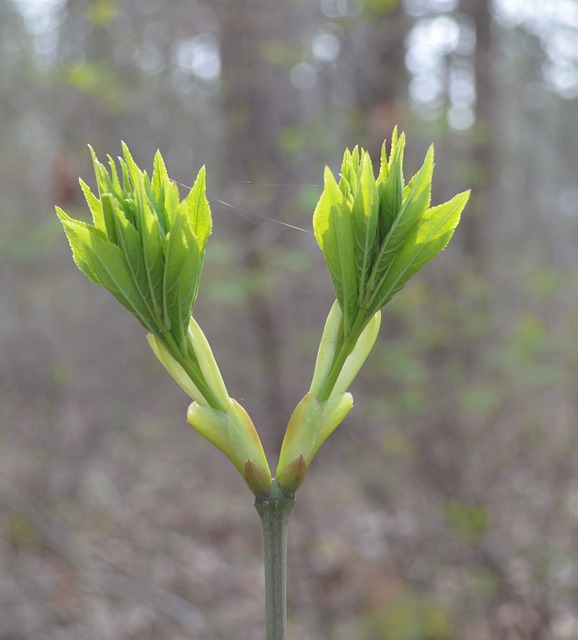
[316,338,353,401]
[255,481,295,640]
[317,307,368,401]
[161,332,225,410]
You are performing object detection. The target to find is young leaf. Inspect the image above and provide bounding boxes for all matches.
[339,149,353,199]
[163,216,201,347]
[56,208,154,329]
[377,132,405,241]
[139,191,165,321]
[369,190,470,315]
[370,145,434,290]
[103,194,154,319]
[107,155,123,197]
[340,146,360,201]
[313,167,358,333]
[181,165,212,253]
[55,207,103,285]
[89,149,119,244]
[377,139,389,183]
[387,127,402,173]
[164,180,181,226]
[151,149,169,200]
[79,179,106,232]
[118,156,132,194]
[352,153,379,302]
[120,141,142,190]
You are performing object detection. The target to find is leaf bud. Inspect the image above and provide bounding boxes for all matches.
[276,455,307,495]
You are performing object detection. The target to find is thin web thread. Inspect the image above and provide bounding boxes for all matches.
[172,179,317,235]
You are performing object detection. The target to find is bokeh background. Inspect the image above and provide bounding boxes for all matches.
[2,0,578,638]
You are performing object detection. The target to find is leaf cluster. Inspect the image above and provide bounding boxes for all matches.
[314,128,470,339]
[56,143,211,354]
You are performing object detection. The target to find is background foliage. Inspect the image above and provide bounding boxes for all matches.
[1,0,578,638]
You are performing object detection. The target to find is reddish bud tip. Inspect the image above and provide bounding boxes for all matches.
[276,455,308,494]
[244,460,273,496]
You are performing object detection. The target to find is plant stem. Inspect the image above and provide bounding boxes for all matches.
[317,307,367,401]
[255,480,295,640]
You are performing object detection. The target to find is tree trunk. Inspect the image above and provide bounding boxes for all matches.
[459,0,497,265]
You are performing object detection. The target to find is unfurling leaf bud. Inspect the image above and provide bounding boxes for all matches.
[187,399,272,491]
[276,392,353,481]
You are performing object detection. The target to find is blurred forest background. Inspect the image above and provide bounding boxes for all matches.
[1,0,578,638]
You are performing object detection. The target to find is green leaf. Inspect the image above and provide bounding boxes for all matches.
[339,146,360,201]
[162,215,201,347]
[120,141,142,190]
[369,190,470,314]
[150,151,169,234]
[181,165,212,253]
[165,180,181,226]
[339,149,352,199]
[387,127,401,172]
[104,194,153,318]
[79,179,105,232]
[352,152,379,302]
[118,157,133,198]
[56,207,103,284]
[377,139,388,183]
[107,154,122,196]
[313,167,358,333]
[89,148,118,243]
[377,131,405,241]
[371,145,434,289]
[152,149,169,195]
[139,190,165,321]
[56,207,153,329]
